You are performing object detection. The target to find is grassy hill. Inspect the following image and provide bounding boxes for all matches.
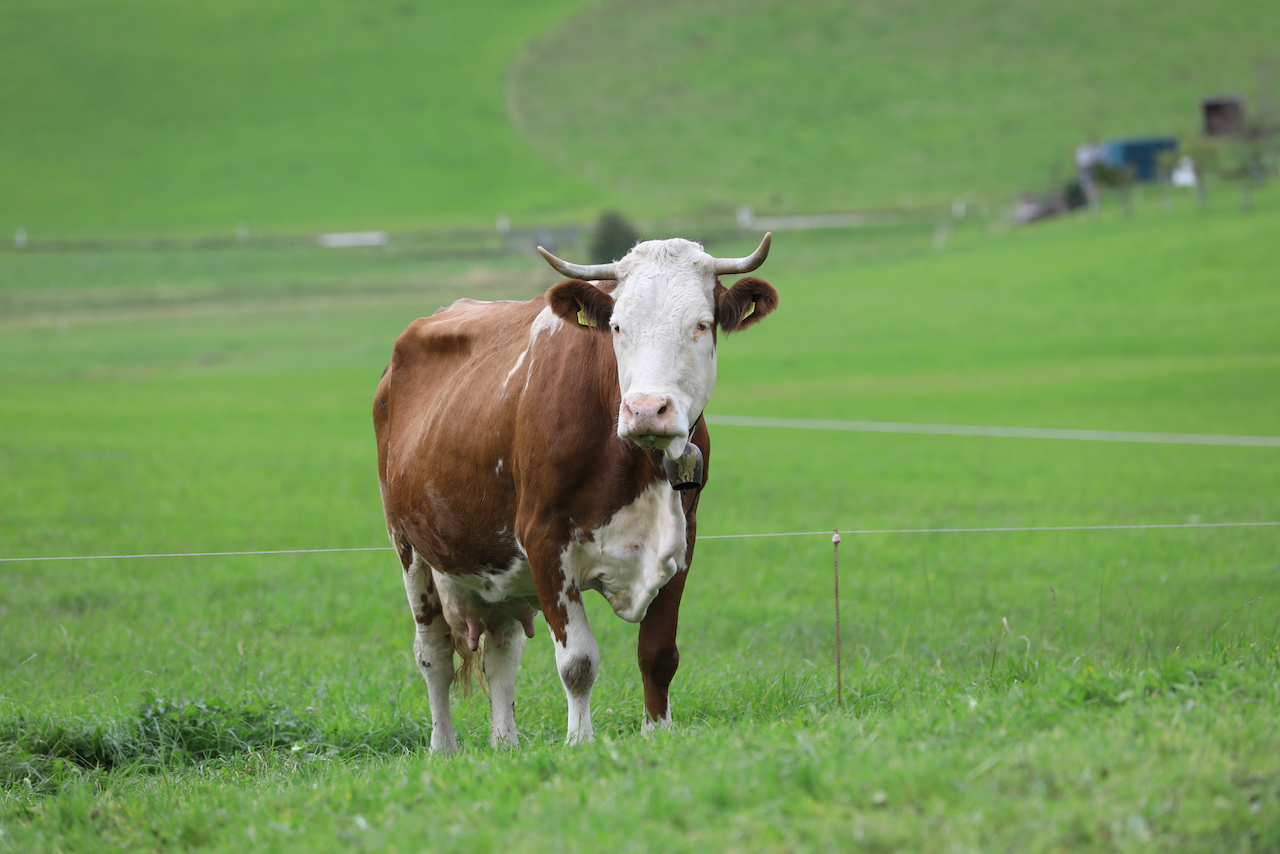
[510,0,1279,216]
[3,0,1276,238]
[0,0,606,238]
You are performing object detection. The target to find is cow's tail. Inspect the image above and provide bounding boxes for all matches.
[451,631,487,697]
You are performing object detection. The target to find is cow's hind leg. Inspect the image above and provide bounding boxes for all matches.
[402,552,459,754]
[483,619,527,748]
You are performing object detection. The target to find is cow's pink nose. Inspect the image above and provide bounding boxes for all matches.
[622,394,676,434]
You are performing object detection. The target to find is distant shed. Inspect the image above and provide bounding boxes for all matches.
[1202,96,1245,136]
[1101,137,1179,182]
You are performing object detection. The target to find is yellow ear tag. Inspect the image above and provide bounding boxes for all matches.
[742,301,756,321]
[577,306,598,328]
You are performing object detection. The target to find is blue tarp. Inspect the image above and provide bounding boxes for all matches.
[1101,137,1179,182]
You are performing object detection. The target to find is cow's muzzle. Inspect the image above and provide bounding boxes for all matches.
[621,394,677,436]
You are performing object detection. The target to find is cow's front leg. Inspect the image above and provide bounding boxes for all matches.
[483,618,527,748]
[553,588,599,744]
[639,487,700,735]
[638,567,687,734]
[402,556,458,754]
[528,539,599,745]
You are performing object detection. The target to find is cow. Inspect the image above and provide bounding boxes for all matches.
[373,233,778,752]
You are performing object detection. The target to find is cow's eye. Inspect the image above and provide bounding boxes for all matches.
[611,324,621,334]
[696,321,711,333]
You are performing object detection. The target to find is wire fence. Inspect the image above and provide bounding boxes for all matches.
[2,520,1276,563]
[4,416,1276,563]
[704,415,1280,448]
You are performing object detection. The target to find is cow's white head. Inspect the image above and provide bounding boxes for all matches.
[542,234,778,460]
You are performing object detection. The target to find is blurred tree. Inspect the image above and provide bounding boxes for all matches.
[590,211,639,264]
[1093,161,1136,217]
[1063,179,1087,210]
[1244,59,1280,184]
[1220,67,1280,210]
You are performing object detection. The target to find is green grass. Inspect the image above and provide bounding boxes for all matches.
[713,191,1280,436]
[2,188,1278,850]
[4,646,1277,852]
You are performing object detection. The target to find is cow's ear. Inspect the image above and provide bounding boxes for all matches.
[716,277,779,333]
[547,279,614,333]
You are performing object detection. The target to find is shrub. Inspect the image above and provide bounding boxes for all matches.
[590,211,639,264]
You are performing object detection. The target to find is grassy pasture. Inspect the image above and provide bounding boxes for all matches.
[2,190,1278,851]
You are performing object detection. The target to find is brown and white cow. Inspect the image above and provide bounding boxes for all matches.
[374,234,777,752]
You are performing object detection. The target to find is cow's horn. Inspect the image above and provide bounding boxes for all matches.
[713,232,772,275]
[537,247,617,282]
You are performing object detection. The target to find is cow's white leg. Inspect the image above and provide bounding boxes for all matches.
[483,621,526,748]
[403,556,458,754]
[553,592,599,745]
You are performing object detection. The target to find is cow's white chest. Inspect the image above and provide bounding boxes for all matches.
[561,481,687,623]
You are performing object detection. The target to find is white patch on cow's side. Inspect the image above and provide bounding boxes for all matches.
[641,706,673,735]
[500,350,527,392]
[520,306,564,394]
[523,360,536,394]
[560,480,687,623]
[495,458,504,476]
[528,305,562,344]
